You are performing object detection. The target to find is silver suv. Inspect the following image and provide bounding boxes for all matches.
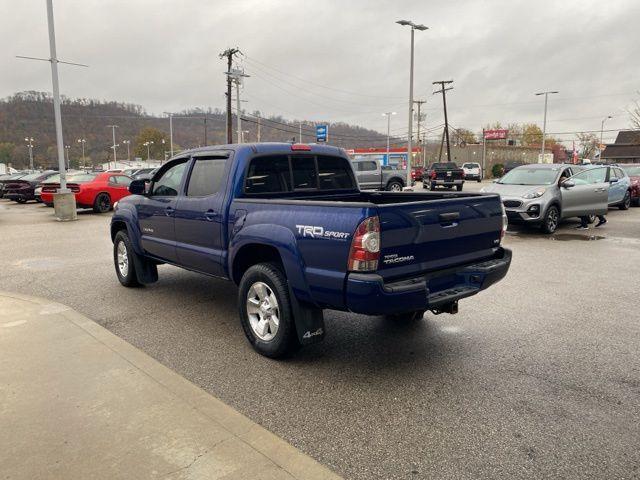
[481,164,609,233]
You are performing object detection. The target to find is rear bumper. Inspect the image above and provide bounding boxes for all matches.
[345,247,512,315]
[430,179,464,186]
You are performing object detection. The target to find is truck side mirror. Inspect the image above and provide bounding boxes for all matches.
[129,179,148,195]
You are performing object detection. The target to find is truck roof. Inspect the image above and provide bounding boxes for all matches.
[178,142,346,158]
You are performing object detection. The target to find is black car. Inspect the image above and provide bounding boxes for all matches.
[0,173,27,198]
[503,161,526,175]
[4,171,58,203]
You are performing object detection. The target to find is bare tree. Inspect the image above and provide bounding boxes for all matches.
[629,99,640,130]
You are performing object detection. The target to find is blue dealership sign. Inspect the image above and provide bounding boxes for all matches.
[316,125,328,142]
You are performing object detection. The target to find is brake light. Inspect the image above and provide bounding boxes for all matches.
[347,216,380,272]
[461,171,465,179]
[430,170,437,180]
[291,144,311,151]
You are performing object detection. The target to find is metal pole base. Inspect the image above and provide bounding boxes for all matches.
[53,192,77,222]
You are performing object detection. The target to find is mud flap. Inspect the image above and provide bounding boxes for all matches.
[132,253,158,285]
[288,286,325,346]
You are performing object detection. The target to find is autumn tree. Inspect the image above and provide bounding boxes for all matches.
[576,133,599,159]
[454,128,477,144]
[134,127,170,160]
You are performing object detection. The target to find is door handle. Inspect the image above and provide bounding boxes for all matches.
[204,209,217,221]
[165,206,174,216]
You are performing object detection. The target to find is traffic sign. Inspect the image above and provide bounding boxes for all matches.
[316,125,328,142]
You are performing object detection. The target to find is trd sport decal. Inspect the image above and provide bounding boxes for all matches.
[296,225,350,240]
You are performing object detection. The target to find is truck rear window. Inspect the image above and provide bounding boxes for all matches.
[244,154,355,194]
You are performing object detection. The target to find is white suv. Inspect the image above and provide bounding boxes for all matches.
[462,162,482,182]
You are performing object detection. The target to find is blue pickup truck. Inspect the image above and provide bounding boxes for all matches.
[110,143,511,357]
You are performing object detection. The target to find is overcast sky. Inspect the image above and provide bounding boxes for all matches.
[2,0,639,144]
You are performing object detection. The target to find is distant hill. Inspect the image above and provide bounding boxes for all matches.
[0,91,395,169]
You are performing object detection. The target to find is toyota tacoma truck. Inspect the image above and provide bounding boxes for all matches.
[110,143,511,358]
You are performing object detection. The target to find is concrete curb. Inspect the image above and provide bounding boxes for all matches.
[0,291,341,480]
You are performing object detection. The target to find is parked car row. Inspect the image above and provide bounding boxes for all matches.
[1,169,135,214]
[481,163,634,234]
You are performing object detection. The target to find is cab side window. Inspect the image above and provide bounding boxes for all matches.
[186,158,227,197]
[152,160,188,197]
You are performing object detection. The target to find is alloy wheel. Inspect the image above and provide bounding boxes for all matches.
[116,241,129,278]
[246,281,280,341]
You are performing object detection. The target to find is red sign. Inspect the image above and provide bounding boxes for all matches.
[484,129,508,140]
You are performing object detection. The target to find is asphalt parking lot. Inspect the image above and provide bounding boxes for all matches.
[1,185,639,480]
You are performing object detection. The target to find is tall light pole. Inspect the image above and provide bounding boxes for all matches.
[107,124,118,168]
[24,137,34,170]
[122,139,130,161]
[382,112,396,166]
[64,145,70,169]
[600,115,612,162]
[396,20,428,188]
[163,112,174,157]
[76,138,86,167]
[143,141,154,160]
[535,90,558,162]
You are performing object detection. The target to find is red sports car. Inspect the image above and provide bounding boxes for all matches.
[41,172,133,213]
[621,164,640,206]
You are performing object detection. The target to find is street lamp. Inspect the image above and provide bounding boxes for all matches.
[382,112,397,167]
[76,138,86,167]
[396,19,428,188]
[64,145,70,169]
[122,139,130,161]
[24,137,34,170]
[143,141,154,160]
[600,115,612,162]
[535,91,558,162]
[163,112,174,157]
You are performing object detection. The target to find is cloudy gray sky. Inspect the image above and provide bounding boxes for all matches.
[2,0,639,144]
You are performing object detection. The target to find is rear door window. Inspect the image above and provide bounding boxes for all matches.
[318,156,355,190]
[186,158,227,196]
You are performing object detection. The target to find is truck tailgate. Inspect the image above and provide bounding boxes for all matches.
[377,195,503,280]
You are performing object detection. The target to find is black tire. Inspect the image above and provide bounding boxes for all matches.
[541,205,560,234]
[16,198,27,204]
[238,263,299,358]
[385,310,425,322]
[113,230,141,287]
[386,180,403,192]
[477,178,481,183]
[93,192,111,213]
[430,183,436,191]
[456,185,463,191]
[619,191,631,210]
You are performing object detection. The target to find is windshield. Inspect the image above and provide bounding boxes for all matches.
[68,173,97,183]
[621,165,640,176]
[431,162,458,169]
[499,167,559,185]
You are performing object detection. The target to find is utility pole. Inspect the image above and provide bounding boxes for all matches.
[299,122,303,143]
[107,125,118,169]
[481,128,487,177]
[437,129,445,162]
[433,80,453,162]
[24,137,34,170]
[219,48,241,144]
[257,117,261,142]
[535,90,558,162]
[226,69,249,143]
[396,20,428,188]
[204,117,208,145]
[414,100,426,166]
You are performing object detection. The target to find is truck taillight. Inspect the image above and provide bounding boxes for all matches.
[348,216,380,272]
[430,171,437,179]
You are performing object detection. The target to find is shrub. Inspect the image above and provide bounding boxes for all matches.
[492,163,504,178]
